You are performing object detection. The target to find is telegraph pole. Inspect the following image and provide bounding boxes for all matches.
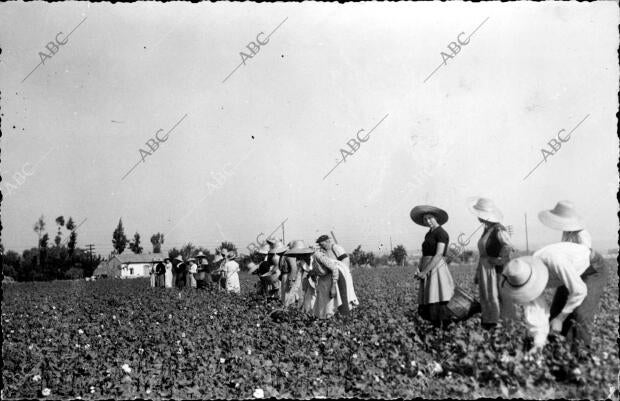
[390,236,393,253]
[86,244,95,265]
[281,221,285,244]
[524,213,529,254]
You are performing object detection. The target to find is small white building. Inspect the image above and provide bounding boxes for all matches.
[116,253,163,279]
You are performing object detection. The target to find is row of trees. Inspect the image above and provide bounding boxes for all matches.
[2,215,102,281]
[111,219,165,255]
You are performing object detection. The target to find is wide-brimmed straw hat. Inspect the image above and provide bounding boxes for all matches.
[212,254,224,263]
[468,197,503,223]
[201,259,210,266]
[500,256,549,304]
[195,251,206,258]
[538,201,584,231]
[174,255,184,263]
[284,240,314,256]
[410,205,449,226]
[268,240,288,255]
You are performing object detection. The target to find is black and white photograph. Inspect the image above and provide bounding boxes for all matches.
[1,2,618,399]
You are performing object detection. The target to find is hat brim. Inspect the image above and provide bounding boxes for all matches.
[284,247,315,256]
[268,246,288,254]
[468,198,503,223]
[410,205,449,226]
[538,210,584,231]
[500,256,549,304]
[213,255,223,262]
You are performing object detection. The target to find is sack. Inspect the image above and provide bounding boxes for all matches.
[447,286,480,320]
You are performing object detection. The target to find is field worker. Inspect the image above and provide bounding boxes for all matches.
[151,256,162,288]
[281,240,307,307]
[157,259,167,287]
[253,244,271,296]
[286,244,342,319]
[500,242,608,354]
[316,234,359,312]
[221,249,241,294]
[538,201,592,249]
[187,257,198,288]
[468,198,517,329]
[211,251,225,291]
[260,240,287,299]
[284,245,316,314]
[164,257,174,288]
[173,255,186,289]
[197,259,209,289]
[410,205,455,327]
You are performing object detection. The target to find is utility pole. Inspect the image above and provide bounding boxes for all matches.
[390,236,393,253]
[524,213,529,254]
[281,221,285,244]
[86,244,95,265]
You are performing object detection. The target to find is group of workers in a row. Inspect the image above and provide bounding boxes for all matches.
[247,235,359,319]
[148,249,240,291]
[146,234,360,320]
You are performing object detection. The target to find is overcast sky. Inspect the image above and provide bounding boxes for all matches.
[1,2,618,257]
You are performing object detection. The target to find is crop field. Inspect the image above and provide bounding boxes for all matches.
[2,262,618,400]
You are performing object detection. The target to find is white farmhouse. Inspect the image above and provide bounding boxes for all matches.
[116,253,163,279]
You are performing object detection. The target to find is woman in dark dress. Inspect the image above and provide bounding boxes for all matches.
[411,205,456,327]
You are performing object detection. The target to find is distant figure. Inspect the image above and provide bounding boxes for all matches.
[468,198,516,329]
[260,241,286,299]
[501,242,607,354]
[188,258,198,288]
[151,257,163,288]
[164,259,173,288]
[316,234,359,313]
[410,205,455,327]
[281,240,306,308]
[157,259,168,287]
[172,255,185,289]
[222,249,240,294]
[149,257,161,288]
[539,201,592,249]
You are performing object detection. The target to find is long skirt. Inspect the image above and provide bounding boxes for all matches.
[312,274,343,319]
[418,256,454,304]
[418,256,455,325]
[476,257,516,325]
[150,273,156,288]
[336,263,359,314]
[549,251,608,351]
[225,273,240,294]
[302,276,317,314]
[282,274,303,308]
[165,270,173,288]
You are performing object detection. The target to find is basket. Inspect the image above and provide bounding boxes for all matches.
[447,286,480,320]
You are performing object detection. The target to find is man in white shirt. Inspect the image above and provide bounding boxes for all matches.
[500,242,607,353]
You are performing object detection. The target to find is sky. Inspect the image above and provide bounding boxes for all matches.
[1,2,618,258]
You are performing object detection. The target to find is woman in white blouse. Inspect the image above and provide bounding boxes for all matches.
[221,249,240,294]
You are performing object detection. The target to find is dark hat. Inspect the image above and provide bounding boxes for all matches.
[315,235,330,243]
[410,205,449,226]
